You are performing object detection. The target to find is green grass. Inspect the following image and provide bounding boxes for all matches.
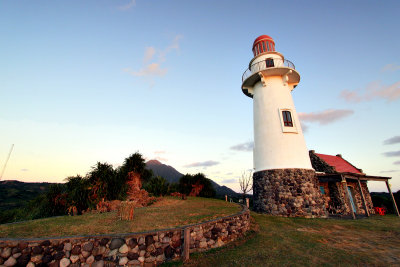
[178,213,400,267]
[0,197,241,238]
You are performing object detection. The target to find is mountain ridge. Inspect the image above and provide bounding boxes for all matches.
[145,160,238,197]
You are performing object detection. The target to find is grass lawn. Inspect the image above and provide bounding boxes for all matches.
[177,212,400,267]
[0,197,241,238]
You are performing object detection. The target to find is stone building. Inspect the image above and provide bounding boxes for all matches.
[310,150,399,218]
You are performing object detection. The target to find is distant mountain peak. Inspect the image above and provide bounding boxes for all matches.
[146,159,162,165]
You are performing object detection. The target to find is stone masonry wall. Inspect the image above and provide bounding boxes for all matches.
[253,169,327,218]
[0,207,250,267]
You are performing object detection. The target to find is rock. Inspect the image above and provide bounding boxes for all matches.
[199,241,207,248]
[7,241,18,248]
[164,246,174,259]
[32,246,43,255]
[83,242,94,252]
[50,261,60,267]
[99,238,109,246]
[11,248,20,255]
[18,242,28,250]
[17,254,31,266]
[26,262,35,267]
[109,238,125,250]
[40,240,51,247]
[119,256,128,265]
[94,255,102,261]
[60,258,71,267]
[81,250,91,258]
[30,254,42,264]
[131,246,139,253]
[145,235,154,245]
[139,250,145,257]
[4,256,17,266]
[108,249,118,257]
[127,252,139,260]
[138,256,145,263]
[119,244,129,254]
[139,244,146,250]
[128,238,138,248]
[128,260,140,266]
[156,254,165,262]
[92,260,104,267]
[161,237,170,244]
[42,254,53,264]
[146,244,155,252]
[1,247,11,258]
[215,238,224,247]
[145,256,155,263]
[53,251,65,260]
[70,255,80,264]
[86,255,94,264]
[63,243,71,251]
[12,252,21,259]
[98,246,106,255]
[71,245,81,255]
[138,237,145,245]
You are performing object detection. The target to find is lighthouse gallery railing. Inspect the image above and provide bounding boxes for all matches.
[242,58,295,83]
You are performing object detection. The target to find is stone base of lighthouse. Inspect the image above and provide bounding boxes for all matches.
[253,169,327,218]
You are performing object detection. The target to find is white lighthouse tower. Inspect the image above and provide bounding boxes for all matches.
[242,35,326,217]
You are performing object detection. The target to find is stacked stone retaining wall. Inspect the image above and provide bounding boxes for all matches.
[0,205,249,267]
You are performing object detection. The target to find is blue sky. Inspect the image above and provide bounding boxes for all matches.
[1,0,400,192]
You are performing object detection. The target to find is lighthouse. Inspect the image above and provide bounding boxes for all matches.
[241,35,326,217]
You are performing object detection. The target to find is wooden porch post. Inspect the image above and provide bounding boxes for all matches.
[357,178,370,217]
[341,176,356,220]
[385,180,400,217]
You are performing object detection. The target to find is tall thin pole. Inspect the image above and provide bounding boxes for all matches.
[0,144,14,180]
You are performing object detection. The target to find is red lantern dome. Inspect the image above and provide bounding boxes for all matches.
[252,35,275,56]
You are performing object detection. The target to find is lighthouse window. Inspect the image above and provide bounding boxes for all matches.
[262,42,266,53]
[266,41,270,51]
[266,58,274,68]
[282,111,293,127]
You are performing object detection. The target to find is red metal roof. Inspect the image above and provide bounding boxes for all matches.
[315,153,361,174]
[253,35,274,46]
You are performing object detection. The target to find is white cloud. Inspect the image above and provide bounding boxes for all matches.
[184,160,219,168]
[230,142,253,152]
[381,64,400,72]
[222,178,237,183]
[298,109,354,125]
[118,0,136,11]
[384,136,400,145]
[340,81,400,103]
[382,151,400,157]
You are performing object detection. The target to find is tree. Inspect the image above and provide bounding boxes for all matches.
[239,170,253,203]
[65,175,92,214]
[178,173,216,198]
[88,162,120,201]
[143,176,169,196]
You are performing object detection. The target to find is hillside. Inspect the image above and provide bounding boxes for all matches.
[0,180,55,211]
[145,160,238,197]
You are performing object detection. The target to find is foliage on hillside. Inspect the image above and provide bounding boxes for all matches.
[0,152,220,224]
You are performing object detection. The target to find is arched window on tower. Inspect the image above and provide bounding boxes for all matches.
[282,110,293,127]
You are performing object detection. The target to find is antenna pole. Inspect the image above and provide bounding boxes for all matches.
[0,144,14,180]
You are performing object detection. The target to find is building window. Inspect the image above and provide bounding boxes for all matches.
[266,58,274,68]
[320,186,325,195]
[282,110,293,127]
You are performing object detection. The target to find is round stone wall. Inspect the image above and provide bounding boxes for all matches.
[253,168,327,218]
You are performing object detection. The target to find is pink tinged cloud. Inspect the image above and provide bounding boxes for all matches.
[382,151,400,157]
[184,160,219,168]
[340,81,400,103]
[394,161,400,165]
[123,63,167,77]
[144,47,156,63]
[384,136,400,145]
[381,64,400,72]
[298,109,354,125]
